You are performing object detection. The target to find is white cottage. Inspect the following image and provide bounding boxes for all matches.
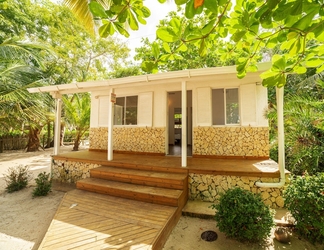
[29,63,271,165]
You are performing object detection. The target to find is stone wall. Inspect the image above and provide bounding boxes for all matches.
[89,127,165,154]
[193,127,269,157]
[189,173,287,208]
[52,159,100,183]
[89,127,108,150]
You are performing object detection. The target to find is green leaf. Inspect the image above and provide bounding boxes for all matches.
[113,22,130,37]
[185,0,195,19]
[159,54,171,61]
[177,43,188,52]
[128,10,139,30]
[260,9,273,28]
[260,70,280,79]
[152,42,160,59]
[163,42,171,53]
[272,54,286,71]
[170,18,181,36]
[118,9,128,23]
[262,72,286,87]
[141,61,155,73]
[294,66,307,74]
[141,6,151,18]
[173,54,183,60]
[175,0,189,5]
[289,0,302,16]
[202,19,216,35]
[231,31,246,42]
[316,63,324,73]
[89,1,108,18]
[247,64,258,72]
[291,9,317,30]
[99,23,114,38]
[199,39,207,57]
[267,0,280,9]
[157,28,178,42]
[205,0,218,14]
[305,58,324,67]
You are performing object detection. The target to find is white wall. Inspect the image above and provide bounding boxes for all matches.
[90,72,269,130]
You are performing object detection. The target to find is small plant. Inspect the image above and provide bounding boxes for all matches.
[284,172,324,243]
[211,187,275,242]
[4,165,31,193]
[32,172,52,197]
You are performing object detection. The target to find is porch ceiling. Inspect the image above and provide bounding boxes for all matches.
[27,62,271,95]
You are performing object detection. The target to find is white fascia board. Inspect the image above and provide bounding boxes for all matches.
[27,62,271,94]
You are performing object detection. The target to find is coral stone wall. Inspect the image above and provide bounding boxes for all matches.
[193,127,269,157]
[89,127,108,150]
[189,173,287,208]
[89,127,165,154]
[52,159,100,183]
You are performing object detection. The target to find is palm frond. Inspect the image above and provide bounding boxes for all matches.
[63,0,112,34]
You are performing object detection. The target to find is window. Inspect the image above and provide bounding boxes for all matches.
[212,88,239,125]
[114,96,138,125]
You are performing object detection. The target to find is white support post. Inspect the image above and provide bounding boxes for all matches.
[181,81,187,167]
[53,95,62,156]
[108,88,115,161]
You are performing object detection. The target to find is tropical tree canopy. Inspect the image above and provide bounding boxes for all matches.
[86,0,324,87]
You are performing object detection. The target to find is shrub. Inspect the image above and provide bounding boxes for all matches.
[284,172,324,243]
[211,187,275,242]
[32,172,52,197]
[4,165,31,193]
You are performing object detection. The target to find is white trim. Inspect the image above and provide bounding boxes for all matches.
[27,63,271,95]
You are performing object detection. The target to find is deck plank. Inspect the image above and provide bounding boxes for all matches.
[39,189,178,250]
[53,151,284,178]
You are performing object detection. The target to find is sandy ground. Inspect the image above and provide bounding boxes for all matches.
[0,147,323,250]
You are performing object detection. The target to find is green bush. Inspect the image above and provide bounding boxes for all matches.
[4,165,31,193]
[284,172,324,243]
[33,172,52,197]
[211,187,275,242]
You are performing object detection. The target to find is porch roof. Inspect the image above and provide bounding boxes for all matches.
[27,62,271,95]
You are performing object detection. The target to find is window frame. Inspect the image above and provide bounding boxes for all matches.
[114,95,138,126]
[212,87,240,126]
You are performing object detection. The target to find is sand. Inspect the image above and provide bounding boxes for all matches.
[0,147,322,250]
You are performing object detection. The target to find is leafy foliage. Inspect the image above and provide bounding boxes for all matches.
[63,93,91,151]
[32,172,52,197]
[211,187,275,243]
[135,11,243,72]
[267,74,324,175]
[4,165,31,193]
[89,0,324,87]
[284,172,324,243]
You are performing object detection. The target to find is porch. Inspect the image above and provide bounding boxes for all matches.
[51,150,288,209]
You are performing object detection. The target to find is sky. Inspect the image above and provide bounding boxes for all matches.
[120,1,177,59]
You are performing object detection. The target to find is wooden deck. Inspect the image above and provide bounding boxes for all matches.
[39,189,181,250]
[53,150,283,178]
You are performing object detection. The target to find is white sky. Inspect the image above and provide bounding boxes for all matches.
[121,1,177,59]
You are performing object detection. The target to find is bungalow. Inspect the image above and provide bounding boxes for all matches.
[28,62,288,209]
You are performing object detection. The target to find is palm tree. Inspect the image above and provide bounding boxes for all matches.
[63,93,91,151]
[63,0,112,34]
[0,39,50,151]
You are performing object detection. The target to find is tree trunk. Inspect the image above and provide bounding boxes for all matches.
[45,121,51,148]
[26,127,41,152]
[73,133,81,151]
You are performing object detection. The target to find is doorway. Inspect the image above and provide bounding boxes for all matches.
[167,91,192,156]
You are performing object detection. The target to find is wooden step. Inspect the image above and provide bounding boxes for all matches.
[90,166,187,190]
[77,178,186,207]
